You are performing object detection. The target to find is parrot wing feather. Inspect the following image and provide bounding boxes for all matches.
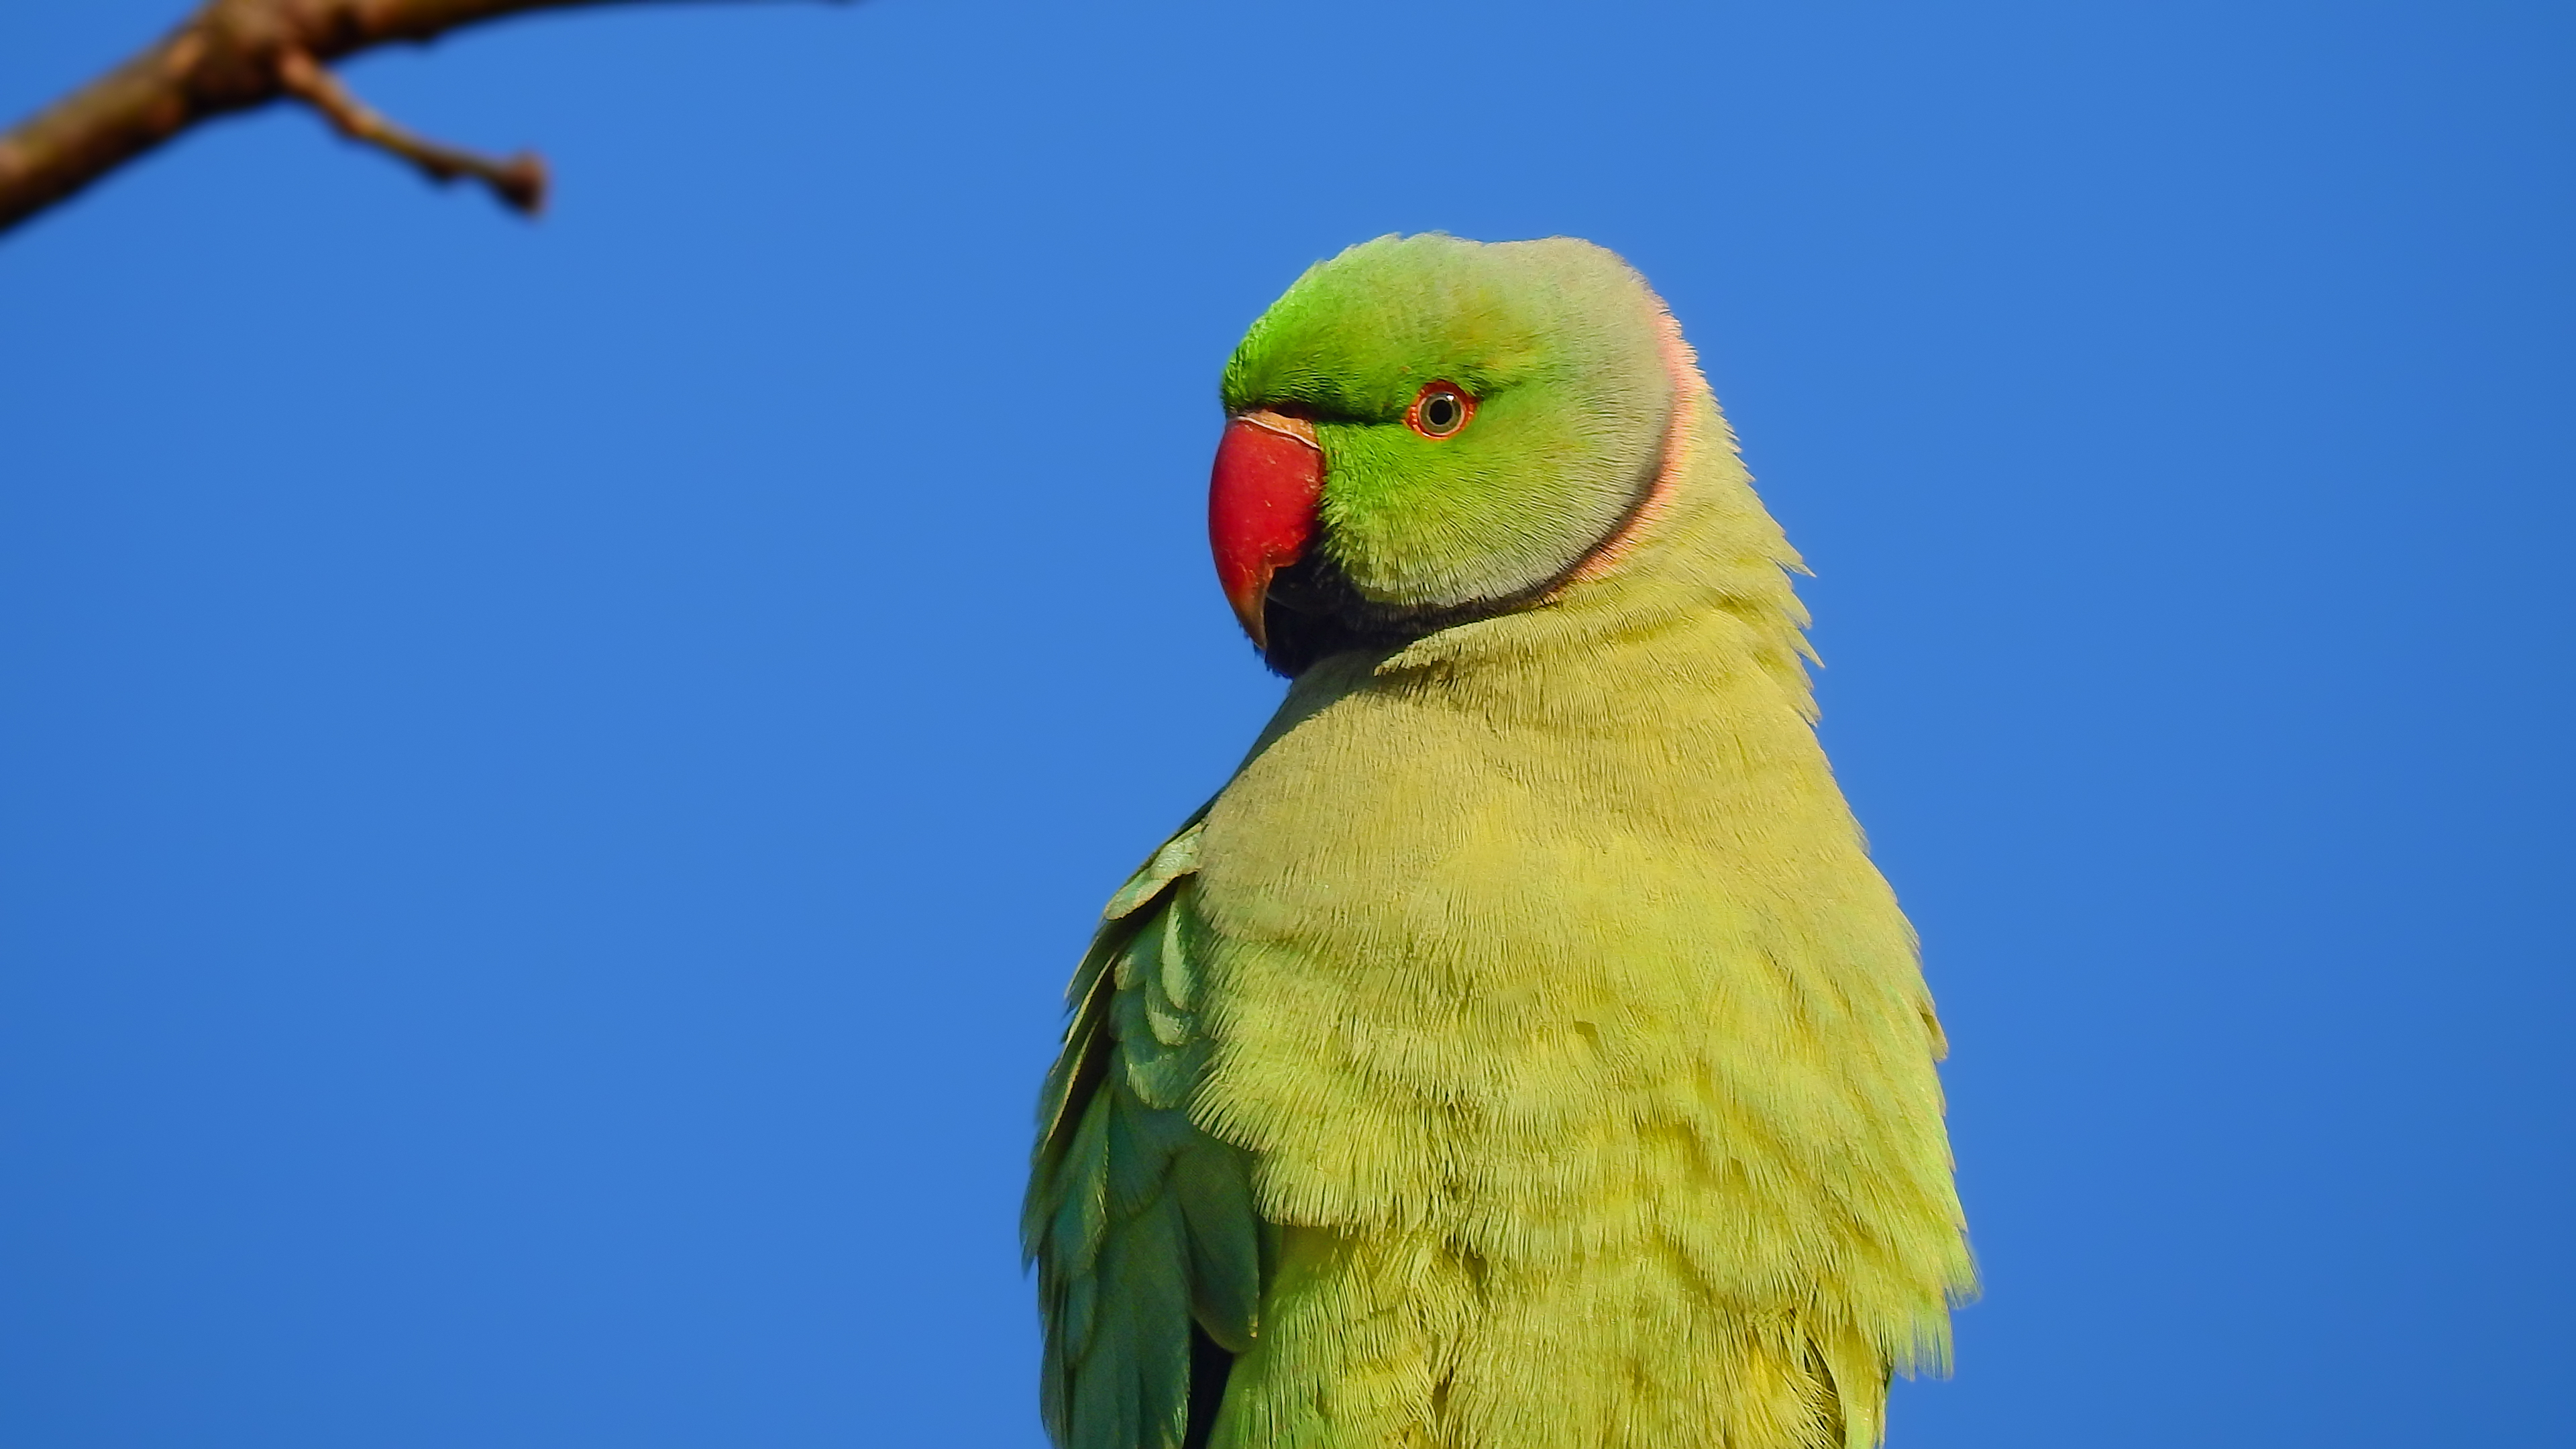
[1027,812,1265,1449]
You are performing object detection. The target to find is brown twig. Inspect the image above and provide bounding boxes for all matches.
[273,47,545,213]
[0,0,839,236]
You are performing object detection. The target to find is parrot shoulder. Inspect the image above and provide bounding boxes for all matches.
[1026,809,1267,1449]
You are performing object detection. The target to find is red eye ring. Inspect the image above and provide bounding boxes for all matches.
[1406,381,1475,439]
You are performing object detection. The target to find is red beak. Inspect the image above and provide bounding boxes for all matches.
[1208,410,1324,649]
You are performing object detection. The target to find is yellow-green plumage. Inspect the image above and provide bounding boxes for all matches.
[1028,235,1972,1449]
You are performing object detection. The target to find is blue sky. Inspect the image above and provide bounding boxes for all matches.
[1,2,2569,1445]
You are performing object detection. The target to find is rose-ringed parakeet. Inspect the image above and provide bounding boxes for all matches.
[1025,235,1972,1449]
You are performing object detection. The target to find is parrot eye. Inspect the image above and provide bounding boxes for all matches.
[1408,382,1474,439]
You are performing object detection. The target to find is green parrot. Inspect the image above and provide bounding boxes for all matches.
[1024,234,1972,1449]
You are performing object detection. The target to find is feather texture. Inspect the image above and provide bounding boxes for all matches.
[1027,817,1267,1449]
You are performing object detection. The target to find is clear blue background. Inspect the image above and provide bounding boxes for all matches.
[2,3,2569,1444]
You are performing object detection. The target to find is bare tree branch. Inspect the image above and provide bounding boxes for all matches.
[0,0,839,235]
[272,46,547,212]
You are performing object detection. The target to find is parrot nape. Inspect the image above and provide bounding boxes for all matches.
[1024,234,1972,1449]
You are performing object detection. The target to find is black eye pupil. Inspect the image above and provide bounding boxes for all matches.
[1424,395,1459,431]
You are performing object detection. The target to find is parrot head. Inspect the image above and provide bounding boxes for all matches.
[1210,233,1682,675]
